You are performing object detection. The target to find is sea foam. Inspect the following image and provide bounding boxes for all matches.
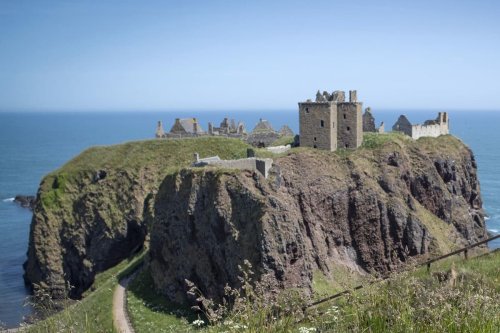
[2,198,15,202]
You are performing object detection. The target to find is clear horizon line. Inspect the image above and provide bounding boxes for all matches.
[1,108,499,114]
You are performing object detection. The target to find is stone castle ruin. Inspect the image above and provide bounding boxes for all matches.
[246,118,292,148]
[155,94,449,151]
[299,90,363,151]
[392,112,449,140]
[156,117,247,139]
[208,117,247,137]
[156,116,295,148]
[156,118,205,139]
[362,107,384,134]
[247,119,279,147]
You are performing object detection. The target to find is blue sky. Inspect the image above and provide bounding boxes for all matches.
[1,0,499,111]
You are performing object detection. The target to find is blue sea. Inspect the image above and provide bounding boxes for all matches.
[0,110,499,328]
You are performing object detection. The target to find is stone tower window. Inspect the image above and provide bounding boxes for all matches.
[320,120,325,127]
[314,137,317,141]
[332,121,335,128]
[343,114,346,119]
[347,126,350,131]
[305,107,309,113]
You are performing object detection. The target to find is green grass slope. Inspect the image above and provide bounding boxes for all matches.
[39,137,251,211]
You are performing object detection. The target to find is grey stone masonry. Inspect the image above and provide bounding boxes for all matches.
[193,154,273,178]
[155,121,165,138]
[298,89,363,151]
[363,108,376,132]
[392,112,449,140]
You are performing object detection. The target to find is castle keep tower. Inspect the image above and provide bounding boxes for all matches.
[299,89,363,151]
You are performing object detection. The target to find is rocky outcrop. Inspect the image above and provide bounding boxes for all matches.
[23,169,154,299]
[23,137,251,300]
[149,135,487,304]
[14,195,36,210]
[24,135,487,304]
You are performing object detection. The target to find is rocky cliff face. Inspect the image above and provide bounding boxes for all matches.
[23,138,250,299]
[24,168,154,298]
[24,135,487,302]
[149,135,487,304]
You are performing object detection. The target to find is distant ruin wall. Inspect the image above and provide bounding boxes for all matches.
[411,123,447,140]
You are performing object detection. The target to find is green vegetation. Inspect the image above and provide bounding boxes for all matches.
[270,135,294,147]
[26,252,145,333]
[127,268,194,333]
[39,137,250,211]
[312,267,367,299]
[361,131,410,149]
[61,137,250,173]
[315,250,500,333]
[123,251,499,333]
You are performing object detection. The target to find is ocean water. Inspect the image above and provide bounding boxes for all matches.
[0,110,499,328]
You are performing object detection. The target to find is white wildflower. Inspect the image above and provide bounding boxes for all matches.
[298,327,317,333]
[191,319,205,327]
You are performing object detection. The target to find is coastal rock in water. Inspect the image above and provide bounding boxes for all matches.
[149,135,487,304]
[14,195,36,210]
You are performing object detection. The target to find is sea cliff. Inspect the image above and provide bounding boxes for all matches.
[24,134,487,301]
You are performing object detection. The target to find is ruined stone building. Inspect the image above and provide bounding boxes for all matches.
[156,118,205,138]
[208,117,247,138]
[156,116,293,146]
[246,118,281,147]
[392,112,449,140]
[278,125,294,137]
[298,90,363,151]
[362,108,376,132]
[156,117,247,139]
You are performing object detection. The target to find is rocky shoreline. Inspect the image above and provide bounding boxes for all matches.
[14,195,36,210]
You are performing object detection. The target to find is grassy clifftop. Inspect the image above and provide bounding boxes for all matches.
[39,137,251,210]
[25,137,252,300]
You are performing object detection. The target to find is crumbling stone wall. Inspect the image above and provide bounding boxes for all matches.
[362,108,376,132]
[392,115,413,136]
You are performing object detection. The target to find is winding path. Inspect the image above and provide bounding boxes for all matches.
[112,272,138,333]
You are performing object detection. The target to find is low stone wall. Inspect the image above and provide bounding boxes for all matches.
[266,145,291,154]
[195,157,273,178]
